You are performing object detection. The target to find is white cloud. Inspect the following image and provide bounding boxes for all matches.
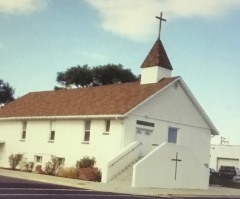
[85,0,240,41]
[165,0,240,19]
[0,0,49,15]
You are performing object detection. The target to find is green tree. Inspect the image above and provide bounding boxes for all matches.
[93,64,137,85]
[55,64,137,89]
[0,79,15,104]
[45,155,62,175]
[56,65,93,88]
[8,153,22,170]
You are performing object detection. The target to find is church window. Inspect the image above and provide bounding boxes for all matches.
[136,127,153,135]
[35,155,42,163]
[57,157,65,165]
[168,127,178,143]
[49,121,56,142]
[105,120,110,132]
[136,120,154,135]
[21,121,27,140]
[84,121,91,142]
[49,131,55,141]
[136,120,155,127]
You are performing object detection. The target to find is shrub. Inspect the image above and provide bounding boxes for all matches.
[76,156,96,169]
[35,165,43,174]
[8,153,23,170]
[95,169,102,182]
[44,155,62,175]
[28,161,35,171]
[57,167,78,179]
[76,156,101,182]
[78,168,102,182]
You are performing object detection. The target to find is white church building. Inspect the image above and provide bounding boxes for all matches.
[0,36,219,189]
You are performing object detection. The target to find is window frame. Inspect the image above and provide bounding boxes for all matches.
[21,121,27,141]
[83,120,91,142]
[49,130,55,141]
[57,157,65,166]
[105,120,111,132]
[21,130,26,140]
[168,127,178,144]
[34,155,43,163]
[136,120,155,127]
[48,121,56,142]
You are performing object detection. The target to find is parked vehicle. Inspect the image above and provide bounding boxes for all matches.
[218,166,237,179]
[233,168,240,182]
[209,168,219,185]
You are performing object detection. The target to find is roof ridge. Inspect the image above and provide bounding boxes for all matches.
[24,81,140,95]
[0,77,177,118]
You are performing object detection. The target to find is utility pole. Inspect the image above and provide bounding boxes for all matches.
[220,136,229,145]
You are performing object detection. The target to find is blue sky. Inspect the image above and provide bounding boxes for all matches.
[0,0,239,145]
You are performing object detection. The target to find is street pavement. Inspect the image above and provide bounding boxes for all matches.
[0,175,156,199]
[1,168,240,198]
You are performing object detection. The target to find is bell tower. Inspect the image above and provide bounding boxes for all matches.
[140,12,173,84]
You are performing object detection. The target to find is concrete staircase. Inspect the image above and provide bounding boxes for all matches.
[108,157,143,187]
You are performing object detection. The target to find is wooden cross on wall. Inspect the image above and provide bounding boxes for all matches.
[156,12,166,39]
[171,152,182,180]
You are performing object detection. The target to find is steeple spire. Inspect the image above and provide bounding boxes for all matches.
[141,39,172,70]
[140,12,173,85]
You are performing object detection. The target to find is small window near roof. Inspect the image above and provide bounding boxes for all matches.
[105,120,110,132]
[84,121,91,142]
[21,131,26,140]
[49,121,56,142]
[168,127,178,143]
[136,120,155,127]
[49,131,55,140]
[21,121,27,140]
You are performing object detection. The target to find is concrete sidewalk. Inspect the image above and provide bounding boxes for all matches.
[1,168,240,198]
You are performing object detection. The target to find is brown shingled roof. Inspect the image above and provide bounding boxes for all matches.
[141,39,173,70]
[0,77,178,118]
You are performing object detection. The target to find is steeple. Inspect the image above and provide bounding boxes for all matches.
[140,13,173,85]
[141,38,172,70]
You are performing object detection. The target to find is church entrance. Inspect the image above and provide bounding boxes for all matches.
[136,127,154,156]
[135,120,155,156]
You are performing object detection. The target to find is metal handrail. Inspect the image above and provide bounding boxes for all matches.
[109,142,142,168]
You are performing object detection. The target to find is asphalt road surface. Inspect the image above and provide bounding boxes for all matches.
[0,175,161,199]
[0,175,240,199]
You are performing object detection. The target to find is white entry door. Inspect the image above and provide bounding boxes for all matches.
[136,127,153,156]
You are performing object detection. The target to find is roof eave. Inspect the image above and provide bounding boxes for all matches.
[123,77,181,117]
[124,77,219,136]
[0,114,125,121]
[177,77,219,136]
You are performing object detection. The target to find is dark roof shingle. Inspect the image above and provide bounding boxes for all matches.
[0,77,178,118]
[141,39,173,70]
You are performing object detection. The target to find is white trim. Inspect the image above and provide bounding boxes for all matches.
[0,115,124,121]
[132,113,212,131]
[0,77,218,135]
[123,77,180,117]
[124,76,219,135]
[177,77,219,135]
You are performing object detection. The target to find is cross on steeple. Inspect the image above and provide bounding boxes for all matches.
[156,12,166,39]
